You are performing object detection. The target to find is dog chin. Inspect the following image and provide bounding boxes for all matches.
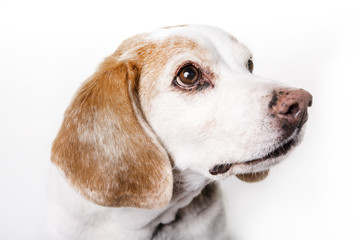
[209,126,306,180]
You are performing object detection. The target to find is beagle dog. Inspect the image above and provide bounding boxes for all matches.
[45,25,312,239]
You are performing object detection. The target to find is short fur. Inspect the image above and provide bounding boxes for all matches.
[45,25,312,239]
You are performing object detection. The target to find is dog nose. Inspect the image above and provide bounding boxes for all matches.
[269,89,313,130]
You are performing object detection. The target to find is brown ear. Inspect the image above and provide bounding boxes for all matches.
[51,57,173,209]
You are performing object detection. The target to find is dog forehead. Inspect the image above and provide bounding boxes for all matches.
[115,25,251,68]
[114,30,203,66]
[149,25,252,61]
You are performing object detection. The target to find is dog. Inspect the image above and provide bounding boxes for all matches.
[45,25,312,239]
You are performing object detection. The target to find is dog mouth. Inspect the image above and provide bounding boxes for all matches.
[209,136,297,176]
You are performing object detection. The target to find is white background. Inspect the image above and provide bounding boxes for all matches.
[0,0,359,239]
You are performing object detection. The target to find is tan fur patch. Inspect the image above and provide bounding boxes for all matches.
[113,34,202,113]
[137,38,198,106]
[52,58,173,209]
[52,33,203,209]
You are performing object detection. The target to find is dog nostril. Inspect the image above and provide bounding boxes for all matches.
[286,103,300,117]
[308,99,313,107]
[284,103,304,121]
[275,102,301,119]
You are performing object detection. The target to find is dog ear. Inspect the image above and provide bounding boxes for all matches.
[51,57,173,209]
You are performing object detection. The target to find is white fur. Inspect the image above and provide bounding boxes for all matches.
[45,25,307,239]
[43,165,219,240]
[144,25,286,178]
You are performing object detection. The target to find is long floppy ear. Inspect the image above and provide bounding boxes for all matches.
[51,57,173,209]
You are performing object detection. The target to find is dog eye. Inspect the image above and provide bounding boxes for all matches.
[246,58,254,73]
[177,65,200,85]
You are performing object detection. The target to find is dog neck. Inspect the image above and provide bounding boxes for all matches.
[44,164,211,238]
[147,168,212,227]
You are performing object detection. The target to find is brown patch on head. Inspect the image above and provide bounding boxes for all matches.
[136,37,199,96]
[51,56,173,209]
[114,35,203,112]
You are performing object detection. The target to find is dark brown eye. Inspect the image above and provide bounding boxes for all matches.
[177,65,200,85]
[247,58,254,73]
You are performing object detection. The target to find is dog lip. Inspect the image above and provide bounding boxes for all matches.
[241,138,296,166]
[209,136,297,176]
[209,163,233,175]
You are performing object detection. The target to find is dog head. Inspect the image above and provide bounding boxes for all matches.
[51,25,312,209]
